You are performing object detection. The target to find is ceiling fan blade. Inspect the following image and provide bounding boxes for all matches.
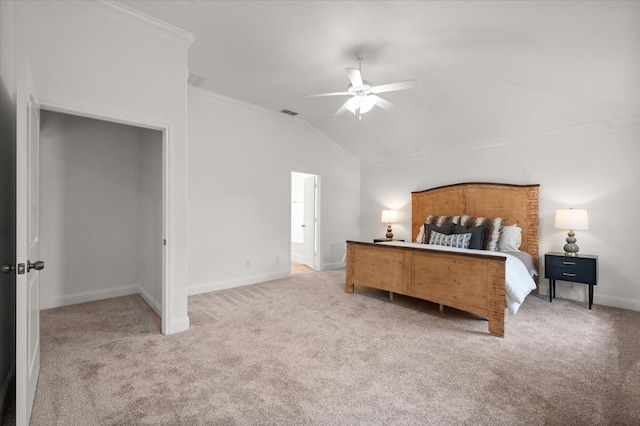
[370,79,418,94]
[369,94,395,111]
[335,99,351,115]
[304,91,351,98]
[346,68,363,87]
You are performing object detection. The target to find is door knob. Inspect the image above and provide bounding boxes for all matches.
[1,264,15,273]
[27,260,45,272]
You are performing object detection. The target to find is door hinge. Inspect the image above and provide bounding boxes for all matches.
[163,239,167,246]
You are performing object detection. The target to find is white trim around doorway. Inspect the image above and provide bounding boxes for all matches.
[38,100,171,334]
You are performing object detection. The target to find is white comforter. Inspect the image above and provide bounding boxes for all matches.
[377,241,537,314]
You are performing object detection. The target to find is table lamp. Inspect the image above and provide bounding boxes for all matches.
[381,210,398,239]
[554,208,589,256]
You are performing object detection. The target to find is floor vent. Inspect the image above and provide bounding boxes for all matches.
[281,109,298,116]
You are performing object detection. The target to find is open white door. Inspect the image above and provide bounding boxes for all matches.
[16,59,43,426]
[301,176,316,269]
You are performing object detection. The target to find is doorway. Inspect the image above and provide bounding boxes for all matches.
[39,110,164,318]
[291,172,318,272]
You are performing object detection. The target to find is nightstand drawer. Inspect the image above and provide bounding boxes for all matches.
[545,266,597,284]
[545,255,593,271]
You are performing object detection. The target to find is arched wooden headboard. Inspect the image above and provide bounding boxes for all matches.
[411,182,540,273]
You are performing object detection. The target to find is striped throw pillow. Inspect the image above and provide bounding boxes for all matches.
[429,231,472,249]
[459,215,505,251]
[425,215,461,226]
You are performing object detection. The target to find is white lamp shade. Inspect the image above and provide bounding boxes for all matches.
[554,209,589,230]
[359,96,376,114]
[345,97,360,114]
[381,210,398,223]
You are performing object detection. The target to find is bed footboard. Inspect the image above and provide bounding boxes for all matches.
[345,241,507,337]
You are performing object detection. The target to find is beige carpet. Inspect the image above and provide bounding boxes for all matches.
[30,270,640,425]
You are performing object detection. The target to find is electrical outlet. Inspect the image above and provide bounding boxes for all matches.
[245,260,250,268]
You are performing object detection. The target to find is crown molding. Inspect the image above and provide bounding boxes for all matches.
[362,115,640,168]
[66,0,195,50]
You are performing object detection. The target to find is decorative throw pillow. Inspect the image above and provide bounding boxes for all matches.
[422,223,454,244]
[429,231,472,249]
[498,224,522,252]
[425,215,461,226]
[453,224,485,250]
[459,215,505,251]
[416,215,460,242]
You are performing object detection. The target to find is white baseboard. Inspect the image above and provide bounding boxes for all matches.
[320,261,346,271]
[291,251,305,264]
[165,316,190,335]
[40,285,139,310]
[538,287,639,312]
[595,294,640,312]
[136,286,161,316]
[40,285,165,316]
[188,270,290,296]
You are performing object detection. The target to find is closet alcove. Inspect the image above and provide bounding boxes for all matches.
[39,110,163,322]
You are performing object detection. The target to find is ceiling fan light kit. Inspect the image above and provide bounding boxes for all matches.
[305,57,418,119]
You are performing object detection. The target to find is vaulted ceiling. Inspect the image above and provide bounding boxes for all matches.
[119,1,639,163]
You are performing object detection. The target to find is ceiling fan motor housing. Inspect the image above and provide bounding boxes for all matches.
[348,81,373,96]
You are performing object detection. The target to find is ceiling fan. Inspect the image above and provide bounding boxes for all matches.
[305,56,418,119]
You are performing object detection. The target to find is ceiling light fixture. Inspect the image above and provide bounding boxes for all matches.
[304,55,418,120]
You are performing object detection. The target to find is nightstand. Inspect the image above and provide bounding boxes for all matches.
[374,238,405,243]
[545,252,598,309]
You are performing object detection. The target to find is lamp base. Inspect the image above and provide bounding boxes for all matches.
[386,224,393,239]
[563,229,580,256]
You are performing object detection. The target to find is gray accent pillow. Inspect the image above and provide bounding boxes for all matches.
[459,215,505,251]
[422,223,454,244]
[453,224,485,250]
[416,215,460,243]
[429,231,472,249]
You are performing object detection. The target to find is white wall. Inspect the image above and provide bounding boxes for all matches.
[39,111,162,313]
[14,0,193,333]
[187,89,360,294]
[360,118,640,311]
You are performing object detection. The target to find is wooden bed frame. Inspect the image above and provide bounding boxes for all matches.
[345,182,539,337]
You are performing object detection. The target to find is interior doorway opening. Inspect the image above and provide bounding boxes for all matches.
[39,110,164,324]
[291,172,318,272]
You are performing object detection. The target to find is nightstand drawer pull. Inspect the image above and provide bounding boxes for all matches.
[562,272,577,277]
[563,261,576,265]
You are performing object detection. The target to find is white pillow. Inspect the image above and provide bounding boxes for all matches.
[415,224,425,243]
[498,224,522,252]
